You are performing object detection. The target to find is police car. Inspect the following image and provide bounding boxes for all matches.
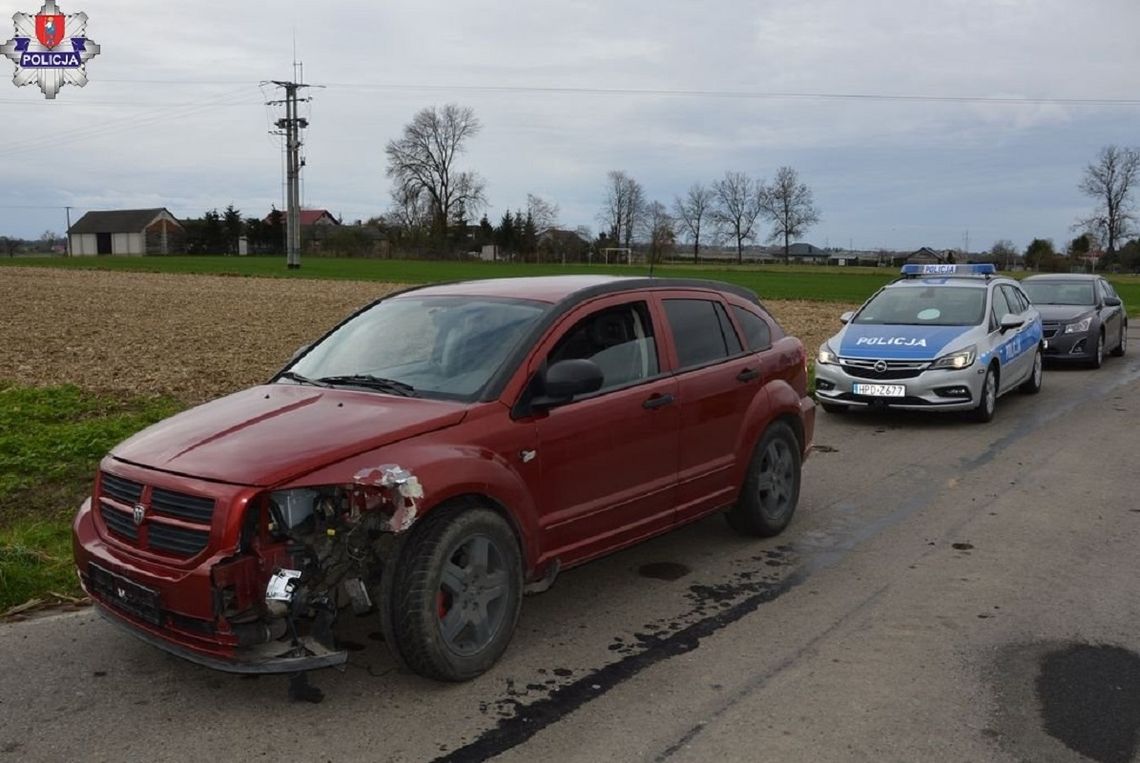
[815,264,1043,422]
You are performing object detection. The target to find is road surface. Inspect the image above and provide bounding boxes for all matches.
[3,328,1139,763]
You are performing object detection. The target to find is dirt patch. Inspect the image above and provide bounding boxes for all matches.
[0,267,851,402]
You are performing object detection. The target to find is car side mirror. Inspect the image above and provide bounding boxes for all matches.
[999,313,1024,332]
[839,311,855,325]
[531,359,604,409]
[1104,296,1122,307]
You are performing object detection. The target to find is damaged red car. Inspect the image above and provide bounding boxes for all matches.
[73,276,815,682]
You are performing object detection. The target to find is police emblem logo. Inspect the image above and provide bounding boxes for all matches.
[1,0,100,99]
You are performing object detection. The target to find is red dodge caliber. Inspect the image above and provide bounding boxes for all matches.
[73,276,815,682]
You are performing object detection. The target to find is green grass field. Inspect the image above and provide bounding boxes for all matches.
[0,384,181,612]
[4,255,1138,314]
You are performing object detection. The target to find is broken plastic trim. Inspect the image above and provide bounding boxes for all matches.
[352,464,424,533]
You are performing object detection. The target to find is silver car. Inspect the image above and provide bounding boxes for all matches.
[815,264,1044,422]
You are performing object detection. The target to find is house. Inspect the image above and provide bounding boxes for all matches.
[906,247,951,265]
[783,243,829,263]
[68,208,184,255]
[263,209,340,227]
[539,228,592,263]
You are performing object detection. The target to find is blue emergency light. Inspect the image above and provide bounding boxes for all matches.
[899,263,996,278]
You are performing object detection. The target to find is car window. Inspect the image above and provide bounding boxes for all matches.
[664,299,739,369]
[991,286,1012,328]
[547,302,659,391]
[731,305,772,351]
[854,286,986,326]
[1001,285,1026,313]
[715,303,743,355]
[1022,280,1096,306]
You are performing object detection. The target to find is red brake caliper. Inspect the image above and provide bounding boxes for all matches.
[437,590,451,619]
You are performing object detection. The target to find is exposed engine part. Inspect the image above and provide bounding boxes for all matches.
[342,577,373,615]
[268,488,319,529]
[352,464,424,532]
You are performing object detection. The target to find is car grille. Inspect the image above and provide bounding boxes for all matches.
[839,358,929,380]
[98,471,215,559]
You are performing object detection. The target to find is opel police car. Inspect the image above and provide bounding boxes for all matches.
[815,264,1043,422]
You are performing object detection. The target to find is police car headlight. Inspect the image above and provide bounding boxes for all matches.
[1064,316,1093,334]
[817,344,839,366]
[930,345,977,370]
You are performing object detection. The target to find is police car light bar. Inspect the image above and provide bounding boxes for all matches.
[899,263,996,277]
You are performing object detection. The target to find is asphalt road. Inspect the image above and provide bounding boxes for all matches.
[3,328,1139,763]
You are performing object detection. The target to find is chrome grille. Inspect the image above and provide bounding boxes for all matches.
[839,357,929,380]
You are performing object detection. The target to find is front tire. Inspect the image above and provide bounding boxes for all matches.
[1111,324,1127,357]
[726,422,802,537]
[1020,349,1043,394]
[1089,332,1104,369]
[392,507,523,682]
[971,365,997,423]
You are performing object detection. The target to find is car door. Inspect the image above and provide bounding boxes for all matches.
[1097,279,1123,350]
[522,296,679,566]
[1002,284,1037,384]
[655,292,760,523]
[988,285,1022,391]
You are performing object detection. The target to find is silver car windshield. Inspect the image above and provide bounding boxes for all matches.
[1021,281,1095,306]
[854,286,987,326]
[288,296,548,400]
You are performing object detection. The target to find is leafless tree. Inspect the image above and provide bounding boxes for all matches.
[387,185,432,232]
[526,193,560,234]
[599,170,645,250]
[385,104,486,238]
[640,201,675,264]
[1077,145,1140,256]
[673,183,715,263]
[989,239,1018,270]
[712,171,763,264]
[759,166,820,265]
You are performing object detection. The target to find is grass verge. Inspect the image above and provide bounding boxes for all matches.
[0,382,181,613]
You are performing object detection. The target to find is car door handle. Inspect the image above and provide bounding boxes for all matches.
[736,368,761,382]
[642,393,675,409]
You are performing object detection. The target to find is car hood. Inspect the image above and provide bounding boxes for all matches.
[835,323,974,361]
[1035,304,1095,322]
[111,384,468,486]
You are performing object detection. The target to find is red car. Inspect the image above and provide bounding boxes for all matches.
[73,276,815,683]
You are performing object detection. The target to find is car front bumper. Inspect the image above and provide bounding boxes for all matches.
[814,362,987,411]
[1041,330,1095,361]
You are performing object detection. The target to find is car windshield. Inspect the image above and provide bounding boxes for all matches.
[853,286,987,326]
[286,296,548,400]
[1021,281,1096,306]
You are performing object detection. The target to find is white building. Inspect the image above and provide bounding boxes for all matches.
[68,208,183,256]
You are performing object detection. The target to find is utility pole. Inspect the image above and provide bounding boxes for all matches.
[64,205,72,257]
[267,79,310,269]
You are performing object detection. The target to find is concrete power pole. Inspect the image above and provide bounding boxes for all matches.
[268,80,310,269]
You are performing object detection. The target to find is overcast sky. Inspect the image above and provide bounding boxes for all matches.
[1,0,1137,251]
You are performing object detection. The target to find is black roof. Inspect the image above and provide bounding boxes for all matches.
[69,208,179,234]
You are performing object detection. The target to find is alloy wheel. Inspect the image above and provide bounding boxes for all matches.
[437,534,511,656]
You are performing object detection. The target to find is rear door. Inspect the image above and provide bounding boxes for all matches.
[524,296,679,566]
[1098,279,1124,349]
[656,291,760,523]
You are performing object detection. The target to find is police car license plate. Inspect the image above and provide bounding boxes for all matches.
[853,383,905,397]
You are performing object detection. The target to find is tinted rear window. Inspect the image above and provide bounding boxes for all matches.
[664,299,737,368]
[731,305,772,351]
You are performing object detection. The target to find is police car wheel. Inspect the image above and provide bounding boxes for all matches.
[1020,349,1043,394]
[726,422,801,537]
[1110,324,1126,357]
[820,402,848,414]
[1089,332,1104,369]
[971,366,997,423]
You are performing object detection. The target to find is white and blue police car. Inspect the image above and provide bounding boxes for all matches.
[815,264,1043,422]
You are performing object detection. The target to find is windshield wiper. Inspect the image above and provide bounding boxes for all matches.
[277,371,330,387]
[315,374,417,397]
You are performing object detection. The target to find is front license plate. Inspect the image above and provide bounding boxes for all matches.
[853,383,905,397]
[88,563,162,626]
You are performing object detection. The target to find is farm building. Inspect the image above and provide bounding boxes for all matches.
[68,208,184,255]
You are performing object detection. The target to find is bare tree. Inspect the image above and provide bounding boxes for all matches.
[1077,145,1140,257]
[759,166,820,265]
[385,104,486,239]
[387,185,432,232]
[526,193,560,233]
[599,170,645,251]
[673,183,715,263]
[989,239,1018,271]
[640,201,675,264]
[712,171,763,264]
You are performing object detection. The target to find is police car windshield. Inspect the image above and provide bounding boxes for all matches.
[1021,281,1095,306]
[854,286,987,326]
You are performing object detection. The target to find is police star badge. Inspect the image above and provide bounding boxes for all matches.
[1,0,100,99]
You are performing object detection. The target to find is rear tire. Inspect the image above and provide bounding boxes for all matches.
[1111,324,1127,357]
[726,422,802,537]
[1089,332,1104,369]
[1020,349,1043,394]
[392,506,523,682]
[971,365,997,423]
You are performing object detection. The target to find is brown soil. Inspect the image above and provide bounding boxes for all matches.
[0,268,853,402]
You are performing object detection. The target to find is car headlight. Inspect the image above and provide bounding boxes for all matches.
[929,345,977,370]
[1064,316,1093,334]
[817,343,839,365]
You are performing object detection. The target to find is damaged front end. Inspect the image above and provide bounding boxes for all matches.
[78,464,425,675]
